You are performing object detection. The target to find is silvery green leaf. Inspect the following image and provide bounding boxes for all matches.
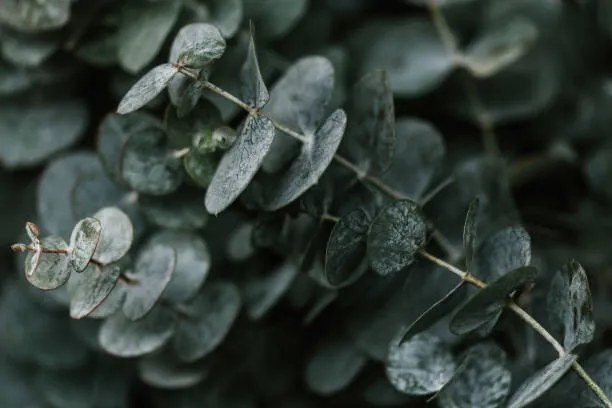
[226,223,256,261]
[0,0,71,32]
[97,112,162,181]
[25,235,70,290]
[262,56,334,173]
[170,23,226,68]
[38,152,102,237]
[139,192,208,230]
[243,0,308,39]
[120,127,183,195]
[463,197,479,272]
[462,18,538,78]
[324,208,370,288]
[92,207,133,265]
[68,263,121,319]
[438,343,511,408]
[122,243,176,321]
[117,0,181,73]
[450,266,537,335]
[184,150,216,188]
[0,101,88,169]
[506,353,577,408]
[138,350,207,389]
[98,305,175,357]
[343,70,395,175]
[242,261,298,320]
[174,281,241,362]
[241,25,269,109]
[68,217,102,273]
[88,281,127,319]
[474,226,531,282]
[205,114,275,215]
[260,109,347,210]
[305,337,367,395]
[0,31,59,67]
[380,118,446,200]
[386,332,455,395]
[547,260,595,351]
[400,282,467,343]
[149,230,210,304]
[359,20,453,97]
[367,200,427,276]
[117,64,178,114]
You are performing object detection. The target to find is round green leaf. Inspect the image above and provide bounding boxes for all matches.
[138,350,207,389]
[0,31,60,67]
[149,230,210,304]
[25,235,70,290]
[547,260,595,351]
[507,353,577,408]
[98,305,176,357]
[117,0,181,73]
[68,217,102,273]
[259,109,347,211]
[205,114,276,215]
[358,19,453,97]
[367,200,427,276]
[324,208,370,287]
[262,56,334,173]
[0,101,88,169]
[174,281,241,362]
[474,226,531,282]
[450,266,538,335]
[68,262,121,319]
[117,64,178,114]
[170,23,226,68]
[91,207,134,265]
[139,191,208,230]
[0,0,71,32]
[305,337,367,395]
[184,150,216,188]
[386,332,455,395]
[87,281,127,320]
[439,343,512,408]
[122,243,176,320]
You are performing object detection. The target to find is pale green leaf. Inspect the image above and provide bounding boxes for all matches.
[92,207,134,265]
[25,236,71,290]
[117,64,178,114]
[170,23,226,68]
[68,217,102,273]
[243,261,298,320]
[241,25,269,109]
[68,262,121,319]
[474,226,531,282]
[0,0,71,32]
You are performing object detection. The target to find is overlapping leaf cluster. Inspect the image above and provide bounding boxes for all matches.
[2,1,612,407]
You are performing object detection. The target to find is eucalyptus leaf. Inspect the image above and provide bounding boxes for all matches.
[183,150,216,188]
[25,235,71,290]
[259,109,347,211]
[506,353,577,408]
[0,0,71,32]
[174,281,241,362]
[193,0,243,38]
[68,217,102,273]
[474,226,531,282]
[117,0,181,73]
[463,197,480,272]
[92,207,133,265]
[68,263,121,319]
[117,64,178,115]
[305,336,367,395]
[241,25,269,109]
[122,243,176,321]
[547,260,595,351]
[164,100,222,149]
[438,343,512,408]
[170,23,226,69]
[324,208,370,288]
[150,230,210,304]
[205,114,276,215]
[343,70,395,175]
[88,281,127,320]
[139,192,208,230]
[99,305,176,357]
[262,56,335,173]
[462,17,538,78]
[0,101,88,169]
[242,261,298,320]
[0,31,60,67]
[386,332,455,395]
[367,200,427,276]
[450,266,538,335]
[138,350,207,389]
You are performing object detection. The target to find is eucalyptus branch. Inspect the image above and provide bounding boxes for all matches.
[419,250,612,408]
[424,0,501,157]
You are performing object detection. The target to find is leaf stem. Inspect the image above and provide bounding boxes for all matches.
[418,250,612,407]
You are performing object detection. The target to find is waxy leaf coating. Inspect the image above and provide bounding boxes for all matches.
[25,235,71,290]
[367,200,427,276]
[241,25,269,109]
[117,64,178,114]
[68,262,121,319]
[92,207,133,265]
[170,23,226,68]
[68,217,102,273]
[474,226,531,282]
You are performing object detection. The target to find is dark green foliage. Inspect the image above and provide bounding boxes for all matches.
[2,1,612,407]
